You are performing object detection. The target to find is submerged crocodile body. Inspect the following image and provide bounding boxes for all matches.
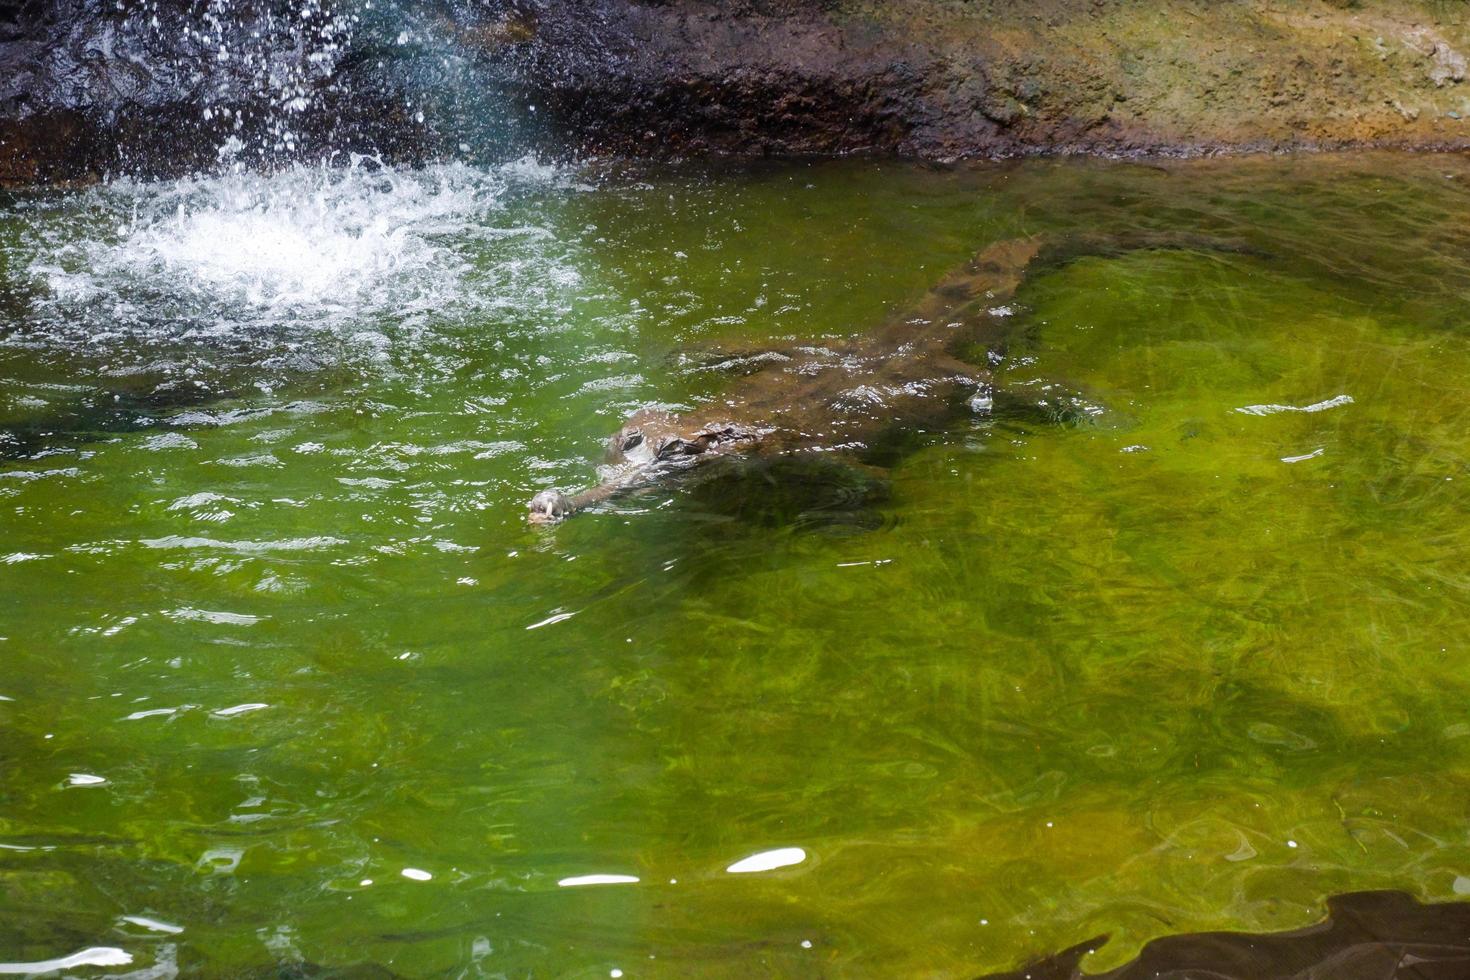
[528,231,1252,524]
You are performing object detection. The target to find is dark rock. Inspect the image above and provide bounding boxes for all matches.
[488,0,1470,160]
[0,0,452,184]
[9,0,1470,185]
[980,891,1470,980]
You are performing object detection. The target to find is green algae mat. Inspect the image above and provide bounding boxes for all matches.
[2,151,1469,975]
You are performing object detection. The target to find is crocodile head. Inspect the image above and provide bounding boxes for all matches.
[526,409,761,524]
[604,409,709,467]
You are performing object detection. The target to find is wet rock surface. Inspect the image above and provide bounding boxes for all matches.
[982,891,1470,980]
[9,1,1470,179]
[499,0,1470,159]
[0,0,492,184]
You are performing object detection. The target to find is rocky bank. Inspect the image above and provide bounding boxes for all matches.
[7,0,1470,184]
[508,0,1470,158]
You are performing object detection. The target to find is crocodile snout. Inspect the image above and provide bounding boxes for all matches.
[527,490,574,525]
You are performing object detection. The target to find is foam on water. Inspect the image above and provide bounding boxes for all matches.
[31,156,565,325]
[3,156,585,408]
[116,175,438,309]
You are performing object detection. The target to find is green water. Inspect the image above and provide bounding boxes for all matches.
[2,152,1470,976]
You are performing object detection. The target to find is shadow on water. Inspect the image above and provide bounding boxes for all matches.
[982,891,1470,980]
[634,380,1101,536]
[676,453,894,533]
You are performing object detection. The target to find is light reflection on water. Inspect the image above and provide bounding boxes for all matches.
[0,152,1469,974]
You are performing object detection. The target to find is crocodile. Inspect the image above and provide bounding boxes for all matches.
[527,231,1256,524]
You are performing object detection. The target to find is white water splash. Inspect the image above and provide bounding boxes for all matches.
[20,156,581,364]
[142,0,357,160]
[39,159,522,315]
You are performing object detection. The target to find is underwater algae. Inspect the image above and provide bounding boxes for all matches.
[0,152,1469,974]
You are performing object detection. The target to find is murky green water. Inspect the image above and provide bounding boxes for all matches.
[2,152,1470,976]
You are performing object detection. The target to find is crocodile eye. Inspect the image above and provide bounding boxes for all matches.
[621,432,644,452]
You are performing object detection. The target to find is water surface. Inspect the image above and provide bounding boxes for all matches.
[2,152,1470,976]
